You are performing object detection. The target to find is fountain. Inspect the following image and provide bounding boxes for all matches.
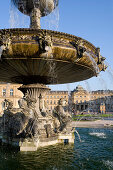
[0,0,107,151]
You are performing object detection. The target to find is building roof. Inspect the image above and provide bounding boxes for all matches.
[72,85,87,93]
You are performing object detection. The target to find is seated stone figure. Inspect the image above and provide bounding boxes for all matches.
[53,98,72,134]
[2,97,39,140]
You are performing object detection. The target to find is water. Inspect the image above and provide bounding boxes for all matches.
[9,1,29,28]
[10,1,59,30]
[41,6,59,31]
[84,52,99,75]
[0,127,113,170]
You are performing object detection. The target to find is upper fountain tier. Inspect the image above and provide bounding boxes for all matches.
[12,0,58,16]
[0,1,107,85]
[0,29,107,85]
[12,0,59,28]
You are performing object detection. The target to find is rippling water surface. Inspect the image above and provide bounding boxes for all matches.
[0,128,113,170]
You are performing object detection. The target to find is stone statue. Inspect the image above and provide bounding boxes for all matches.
[1,95,73,145]
[2,99,13,111]
[1,96,39,140]
[53,98,72,134]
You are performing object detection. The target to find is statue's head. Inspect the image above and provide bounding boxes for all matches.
[12,0,59,16]
[58,98,67,106]
[18,98,27,109]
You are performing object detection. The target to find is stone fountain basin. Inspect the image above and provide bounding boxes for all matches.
[0,29,103,85]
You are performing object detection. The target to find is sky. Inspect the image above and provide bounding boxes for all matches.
[0,0,113,91]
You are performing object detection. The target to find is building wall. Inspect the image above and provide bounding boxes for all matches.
[0,83,113,114]
[100,103,106,114]
[71,85,113,114]
[0,83,23,114]
[45,91,68,110]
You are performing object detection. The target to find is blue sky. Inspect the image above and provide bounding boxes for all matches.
[0,0,113,91]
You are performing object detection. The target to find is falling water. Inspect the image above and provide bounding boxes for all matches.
[41,5,59,31]
[9,1,29,28]
[105,61,113,83]
[84,51,100,75]
[10,0,59,30]
[98,74,107,90]
[44,3,59,84]
[47,56,58,84]
[75,129,82,142]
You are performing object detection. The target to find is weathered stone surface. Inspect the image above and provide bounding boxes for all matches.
[0,84,74,150]
[0,29,106,84]
[12,0,58,17]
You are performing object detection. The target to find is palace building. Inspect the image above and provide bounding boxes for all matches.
[0,83,23,114]
[45,91,69,110]
[0,83,113,114]
[71,85,113,114]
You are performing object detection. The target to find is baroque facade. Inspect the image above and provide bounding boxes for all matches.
[45,91,69,110]
[0,83,113,114]
[0,83,23,114]
[71,85,113,114]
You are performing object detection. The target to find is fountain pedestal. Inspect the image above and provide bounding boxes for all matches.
[18,84,50,117]
[1,83,74,151]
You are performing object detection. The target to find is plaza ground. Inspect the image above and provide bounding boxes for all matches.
[72,120,113,128]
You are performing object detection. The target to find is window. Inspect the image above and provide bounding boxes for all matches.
[2,89,6,97]
[47,96,49,98]
[50,100,52,104]
[54,96,56,98]
[61,96,63,98]
[47,100,49,104]
[10,89,13,96]
[57,96,59,98]
[64,96,66,98]
[54,101,56,104]
[50,96,52,98]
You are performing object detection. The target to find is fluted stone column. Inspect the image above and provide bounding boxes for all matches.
[18,84,50,117]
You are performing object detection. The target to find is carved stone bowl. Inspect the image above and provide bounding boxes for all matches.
[0,28,104,85]
[12,0,59,16]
